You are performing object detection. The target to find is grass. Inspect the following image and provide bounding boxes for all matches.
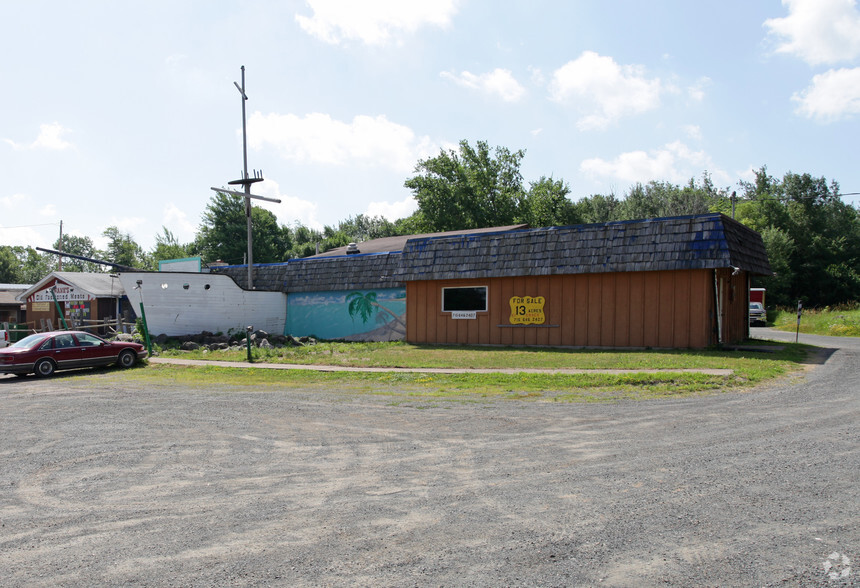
[118,340,813,405]
[769,304,860,337]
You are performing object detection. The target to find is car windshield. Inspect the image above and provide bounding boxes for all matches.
[10,334,49,348]
[750,303,763,310]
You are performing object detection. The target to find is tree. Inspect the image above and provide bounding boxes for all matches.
[54,234,101,272]
[195,191,288,264]
[101,226,148,269]
[518,176,579,227]
[151,227,192,265]
[0,246,20,283]
[738,167,860,306]
[573,192,622,223]
[404,140,525,231]
[11,246,52,284]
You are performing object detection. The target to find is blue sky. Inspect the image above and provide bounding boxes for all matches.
[3,0,859,252]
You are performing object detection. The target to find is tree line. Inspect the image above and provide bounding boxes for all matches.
[2,140,858,308]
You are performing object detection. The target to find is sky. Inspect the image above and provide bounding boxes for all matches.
[2,0,860,253]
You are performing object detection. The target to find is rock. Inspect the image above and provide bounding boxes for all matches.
[180,341,201,351]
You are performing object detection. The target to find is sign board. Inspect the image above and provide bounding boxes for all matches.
[159,257,202,272]
[509,296,546,325]
[451,311,477,320]
[28,281,95,303]
[30,302,51,312]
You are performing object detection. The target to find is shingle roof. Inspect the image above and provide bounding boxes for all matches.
[215,214,771,291]
[282,252,403,293]
[393,213,771,281]
[307,224,528,257]
[18,272,126,301]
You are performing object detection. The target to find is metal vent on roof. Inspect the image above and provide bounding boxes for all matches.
[346,243,360,255]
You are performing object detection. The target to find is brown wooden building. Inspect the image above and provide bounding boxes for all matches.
[18,272,130,334]
[395,214,769,348]
[214,213,770,349]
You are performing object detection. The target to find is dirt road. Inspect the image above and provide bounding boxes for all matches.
[1,329,857,586]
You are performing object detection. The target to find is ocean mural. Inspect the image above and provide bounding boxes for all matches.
[285,288,406,341]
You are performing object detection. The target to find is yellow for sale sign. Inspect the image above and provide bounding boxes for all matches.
[509,296,545,324]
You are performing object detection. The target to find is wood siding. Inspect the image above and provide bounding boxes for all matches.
[406,269,741,349]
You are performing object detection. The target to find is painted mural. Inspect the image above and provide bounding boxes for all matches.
[286,288,406,341]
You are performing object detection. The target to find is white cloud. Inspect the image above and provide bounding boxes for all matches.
[0,226,45,248]
[4,122,73,151]
[548,51,663,130]
[365,195,417,221]
[295,0,459,46]
[0,194,61,248]
[1,193,30,209]
[683,125,703,140]
[101,217,147,240]
[254,179,324,231]
[792,67,860,120]
[764,0,860,65]
[687,77,711,101]
[247,111,437,173]
[39,204,58,217]
[441,68,526,102]
[162,203,197,241]
[580,141,728,185]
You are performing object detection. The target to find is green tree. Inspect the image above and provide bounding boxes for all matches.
[195,191,288,264]
[54,234,101,272]
[404,140,525,231]
[151,227,192,265]
[0,246,20,283]
[573,192,622,223]
[101,226,148,269]
[11,246,52,283]
[518,176,579,227]
[739,167,860,306]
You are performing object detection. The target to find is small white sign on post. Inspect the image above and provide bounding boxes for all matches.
[451,311,477,320]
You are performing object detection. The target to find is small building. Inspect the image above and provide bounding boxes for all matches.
[1,284,30,325]
[211,213,770,348]
[395,214,769,348]
[18,272,131,334]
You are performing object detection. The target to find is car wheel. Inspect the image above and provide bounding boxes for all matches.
[118,349,137,369]
[35,358,56,378]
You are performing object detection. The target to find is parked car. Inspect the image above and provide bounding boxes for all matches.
[749,302,767,326]
[0,329,8,348]
[0,331,147,377]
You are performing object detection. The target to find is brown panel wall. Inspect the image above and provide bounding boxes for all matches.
[406,269,721,348]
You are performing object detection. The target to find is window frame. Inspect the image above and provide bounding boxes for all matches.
[441,286,488,313]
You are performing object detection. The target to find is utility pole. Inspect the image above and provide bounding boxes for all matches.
[58,220,63,271]
[211,66,280,290]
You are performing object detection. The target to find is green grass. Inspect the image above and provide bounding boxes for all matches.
[118,340,813,405]
[160,340,803,371]
[769,304,860,337]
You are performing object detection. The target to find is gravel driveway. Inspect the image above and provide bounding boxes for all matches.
[1,328,857,586]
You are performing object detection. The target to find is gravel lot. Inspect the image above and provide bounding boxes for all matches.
[1,328,857,587]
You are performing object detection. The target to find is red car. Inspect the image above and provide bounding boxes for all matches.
[0,331,148,378]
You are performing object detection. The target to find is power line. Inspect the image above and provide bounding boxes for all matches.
[0,222,61,230]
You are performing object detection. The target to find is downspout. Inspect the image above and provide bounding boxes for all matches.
[713,269,722,345]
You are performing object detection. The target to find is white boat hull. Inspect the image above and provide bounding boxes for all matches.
[119,272,286,337]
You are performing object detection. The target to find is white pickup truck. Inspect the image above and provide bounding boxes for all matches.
[0,329,9,348]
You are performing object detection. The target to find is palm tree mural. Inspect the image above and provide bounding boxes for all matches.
[346,291,405,328]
